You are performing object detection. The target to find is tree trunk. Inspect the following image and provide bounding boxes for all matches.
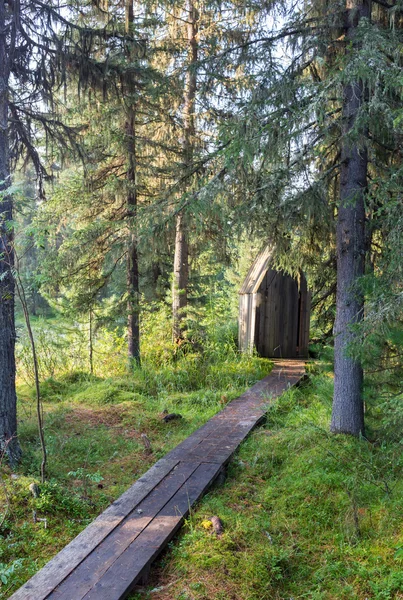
[125,1,140,366]
[172,211,189,342]
[126,108,140,367]
[89,307,94,375]
[172,0,198,342]
[331,0,370,436]
[0,0,22,465]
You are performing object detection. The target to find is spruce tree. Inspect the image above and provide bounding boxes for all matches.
[0,0,129,463]
[172,0,197,342]
[33,3,167,368]
[125,0,141,366]
[217,0,403,435]
[330,0,369,436]
[0,0,20,464]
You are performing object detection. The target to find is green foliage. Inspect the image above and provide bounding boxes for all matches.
[33,482,93,518]
[3,298,271,597]
[5,0,403,596]
[0,559,24,587]
[67,469,104,484]
[130,372,403,600]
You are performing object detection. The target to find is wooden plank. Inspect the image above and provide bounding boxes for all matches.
[259,271,305,359]
[46,462,200,600]
[164,420,227,461]
[239,246,274,294]
[81,462,222,600]
[248,294,255,353]
[263,270,273,357]
[166,365,298,463]
[283,275,298,358]
[254,277,262,355]
[257,282,266,356]
[267,270,282,357]
[284,275,299,358]
[281,275,290,357]
[8,458,179,600]
[304,292,312,356]
[275,271,284,357]
[298,275,311,358]
[282,275,292,357]
[297,272,307,356]
[238,294,248,352]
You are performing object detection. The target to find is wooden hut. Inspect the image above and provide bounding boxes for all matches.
[239,247,311,358]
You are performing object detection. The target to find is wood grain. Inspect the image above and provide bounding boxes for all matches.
[8,458,179,600]
[81,462,222,600]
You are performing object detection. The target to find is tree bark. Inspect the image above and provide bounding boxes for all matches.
[125,0,140,366]
[172,0,198,342]
[126,107,140,366]
[0,0,22,465]
[331,0,370,436]
[172,211,189,342]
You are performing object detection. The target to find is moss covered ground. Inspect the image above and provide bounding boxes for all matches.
[0,345,270,598]
[128,361,403,600]
[2,335,403,599]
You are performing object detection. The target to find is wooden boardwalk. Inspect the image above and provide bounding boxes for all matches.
[10,360,305,600]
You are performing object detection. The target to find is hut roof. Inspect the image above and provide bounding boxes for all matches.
[239,245,274,295]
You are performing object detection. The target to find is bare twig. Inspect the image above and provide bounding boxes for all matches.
[14,272,47,484]
[140,433,152,455]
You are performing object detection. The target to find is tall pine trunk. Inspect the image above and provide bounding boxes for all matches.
[331,0,369,436]
[172,0,198,342]
[0,0,22,465]
[126,107,140,365]
[172,212,188,342]
[125,0,140,366]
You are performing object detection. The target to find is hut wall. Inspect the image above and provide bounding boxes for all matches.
[238,246,311,359]
[297,273,311,358]
[238,293,256,353]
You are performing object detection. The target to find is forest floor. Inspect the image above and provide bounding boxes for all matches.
[0,335,271,599]
[2,344,403,599]
[126,357,403,600]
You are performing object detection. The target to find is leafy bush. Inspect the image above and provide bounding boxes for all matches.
[33,481,93,518]
[0,559,24,586]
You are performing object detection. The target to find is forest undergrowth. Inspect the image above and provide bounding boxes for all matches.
[129,355,403,600]
[0,303,270,598]
[1,308,403,599]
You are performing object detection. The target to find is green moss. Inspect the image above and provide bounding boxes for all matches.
[129,374,403,600]
[69,380,145,405]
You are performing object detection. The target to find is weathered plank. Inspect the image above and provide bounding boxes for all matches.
[46,462,201,600]
[298,274,311,358]
[8,458,179,600]
[81,462,223,600]
[239,246,274,295]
